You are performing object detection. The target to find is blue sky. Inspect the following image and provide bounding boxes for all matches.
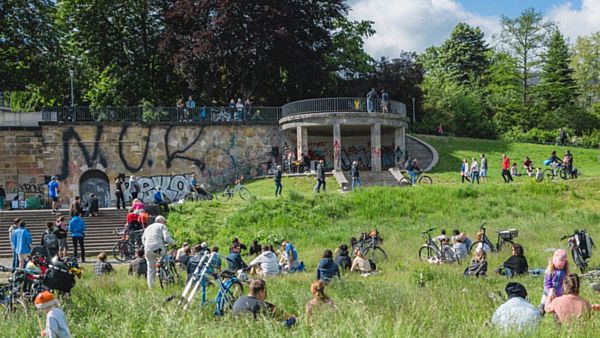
[348,0,599,57]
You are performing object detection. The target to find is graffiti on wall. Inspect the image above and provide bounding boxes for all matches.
[60,126,108,179]
[3,178,46,195]
[123,174,193,204]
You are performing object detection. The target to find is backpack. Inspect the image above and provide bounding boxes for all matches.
[577,232,594,259]
[43,231,59,250]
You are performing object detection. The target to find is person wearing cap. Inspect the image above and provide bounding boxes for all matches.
[540,249,569,314]
[142,215,175,289]
[48,176,60,213]
[153,186,169,213]
[545,273,591,323]
[35,290,72,338]
[492,282,540,332]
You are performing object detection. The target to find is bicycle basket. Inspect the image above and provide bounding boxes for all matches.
[498,229,518,240]
[43,266,76,293]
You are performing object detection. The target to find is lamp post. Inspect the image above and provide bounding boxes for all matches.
[411,97,416,124]
[69,69,75,107]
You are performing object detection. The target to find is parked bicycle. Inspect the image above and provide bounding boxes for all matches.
[0,266,32,317]
[154,248,180,289]
[418,227,460,263]
[351,230,387,263]
[215,177,251,201]
[399,171,433,186]
[469,223,518,253]
[561,230,594,273]
[112,229,144,262]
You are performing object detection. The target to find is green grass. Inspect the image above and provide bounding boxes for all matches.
[3,136,600,337]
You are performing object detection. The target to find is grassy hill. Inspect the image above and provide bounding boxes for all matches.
[3,136,600,337]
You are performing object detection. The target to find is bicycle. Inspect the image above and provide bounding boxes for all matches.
[112,229,144,262]
[561,230,594,273]
[351,231,388,263]
[418,227,460,264]
[0,266,30,317]
[215,177,251,201]
[543,163,567,181]
[399,170,433,186]
[469,223,518,253]
[154,248,180,289]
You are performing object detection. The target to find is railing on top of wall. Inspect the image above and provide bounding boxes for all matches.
[41,106,281,124]
[281,97,407,118]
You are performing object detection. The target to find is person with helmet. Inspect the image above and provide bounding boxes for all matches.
[35,291,72,338]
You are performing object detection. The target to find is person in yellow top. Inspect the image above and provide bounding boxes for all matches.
[350,249,372,274]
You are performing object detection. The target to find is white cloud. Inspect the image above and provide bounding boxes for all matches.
[348,0,501,58]
[547,0,600,42]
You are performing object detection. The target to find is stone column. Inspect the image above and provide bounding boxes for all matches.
[371,123,381,171]
[333,123,341,171]
[394,127,406,166]
[296,126,308,160]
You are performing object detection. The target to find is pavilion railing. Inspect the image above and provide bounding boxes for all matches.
[281,97,406,118]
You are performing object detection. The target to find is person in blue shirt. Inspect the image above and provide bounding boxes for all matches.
[200,106,207,121]
[186,96,196,121]
[12,221,32,268]
[154,187,170,213]
[282,240,301,272]
[48,176,60,213]
[227,244,247,271]
[68,212,86,262]
[316,249,340,283]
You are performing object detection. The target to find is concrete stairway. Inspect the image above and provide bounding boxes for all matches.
[0,208,128,258]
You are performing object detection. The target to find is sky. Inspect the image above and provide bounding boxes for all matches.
[347,0,600,58]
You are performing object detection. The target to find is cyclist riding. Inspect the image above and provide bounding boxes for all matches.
[545,150,562,174]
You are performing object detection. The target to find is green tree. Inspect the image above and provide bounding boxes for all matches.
[486,51,524,133]
[571,32,600,105]
[438,23,490,86]
[498,8,555,111]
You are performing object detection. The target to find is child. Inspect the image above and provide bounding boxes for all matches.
[305,280,335,319]
[35,291,72,338]
[535,167,544,182]
[511,163,521,177]
[464,250,487,277]
[540,249,569,315]
[94,252,114,276]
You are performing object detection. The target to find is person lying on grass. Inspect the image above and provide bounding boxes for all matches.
[464,250,487,277]
[492,282,540,333]
[232,279,296,327]
[350,249,372,274]
[544,273,591,323]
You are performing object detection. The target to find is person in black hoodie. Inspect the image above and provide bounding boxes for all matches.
[316,249,340,283]
[499,243,529,276]
[334,244,352,271]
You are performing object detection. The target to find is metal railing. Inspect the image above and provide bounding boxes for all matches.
[41,106,281,124]
[281,97,406,117]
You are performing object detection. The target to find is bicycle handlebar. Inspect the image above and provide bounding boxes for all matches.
[421,227,437,235]
[560,234,572,241]
[479,222,486,230]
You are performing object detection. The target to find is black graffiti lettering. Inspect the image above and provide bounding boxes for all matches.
[164,126,206,170]
[60,126,108,179]
[118,125,152,173]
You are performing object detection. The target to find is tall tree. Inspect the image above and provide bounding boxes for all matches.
[571,33,600,105]
[161,0,348,105]
[498,8,555,110]
[486,51,524,132]
[438,23,490,86]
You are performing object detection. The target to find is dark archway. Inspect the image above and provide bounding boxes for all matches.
[79,170,111,208]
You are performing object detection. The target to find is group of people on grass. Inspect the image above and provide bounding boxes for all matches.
[460,150,575,184]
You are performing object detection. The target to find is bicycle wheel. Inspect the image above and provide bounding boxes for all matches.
[159,267,168,289]
[559,168,567,180]
[224,281,244,306]
[497,240,512,252]
[365,246,387,263]
[572,249,587,273]
[169,263,180,284]
[2,298,28,318]
[441,246,459,264]
[469,241,485,253]
[418,175,433,185]
[112,241,129,262]
[543,168,555,180]
[238,187,251,200]
[418,245,438,262]
[223,189,233,201]
[399,178,411,186]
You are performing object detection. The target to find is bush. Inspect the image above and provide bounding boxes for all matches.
[501,127,559,144]
[141,100,167,122]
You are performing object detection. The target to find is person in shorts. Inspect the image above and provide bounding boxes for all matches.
[48,176,60,213]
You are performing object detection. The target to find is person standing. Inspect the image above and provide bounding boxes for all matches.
[9,218,21,268]
[141,215,175,289]
[460,159,470,183]
[186,95,196,120]
[480,154,488,182]
[350,161,361,191]
[48,176,60,213]
[11,221,32,268]
[41,221,60,258]
[366,88,378,113]
[501,154,513,183]
[0,184,5,210]
[129,176,140,201]
[470,158,480,184]
[115,177,125,209]
[55,216,68,258]
[380,89,390,113]
[68,212,86,262]
[313,160,326,193]
[274,165,283,197]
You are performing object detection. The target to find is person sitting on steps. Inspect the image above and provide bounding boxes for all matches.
[153,187,170,213]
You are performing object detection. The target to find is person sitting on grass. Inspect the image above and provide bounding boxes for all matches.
[306,280,335,320]
[451,231,468,261]
[523,157,534,176]
[436,229,449,246]
[334,244,352,272]
[350,249,372,274]
[248,245,280,277]
[232,279,296,327]
[511,163,521,177]
[175,246,191,271]
[94,252,114,276]
[128,249,147,277]
[281,240,302,272]
[473,231,491,255]
[316,249,340,283]
[35,291,72,338]
[540,249,569,315]
[464,250,487,277]
[492,282,540,333]
[227,244,247,272]
[497,244,528,277]
[248,239,262,257]
[545,273,591,323]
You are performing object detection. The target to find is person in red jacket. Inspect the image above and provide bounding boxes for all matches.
[501,153,513,183]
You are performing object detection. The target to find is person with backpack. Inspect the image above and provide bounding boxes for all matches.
[68,211,86,262]
[41,222,60,258]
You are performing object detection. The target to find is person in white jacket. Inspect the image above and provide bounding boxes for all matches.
[142,215,175,288]
[248,246,280,277]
